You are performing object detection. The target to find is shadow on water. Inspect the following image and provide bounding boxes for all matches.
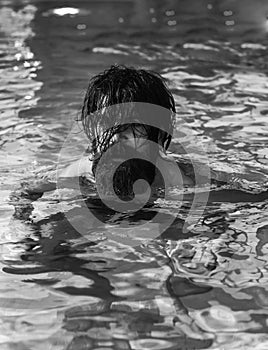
[6,193,220,349]
[6,183,268,347]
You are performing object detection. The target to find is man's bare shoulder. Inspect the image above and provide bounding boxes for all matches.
[155,153,194,187]
[59,156,93,178]
[11,157,94,201]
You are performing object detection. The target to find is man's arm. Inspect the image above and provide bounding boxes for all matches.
[11,157,93,198]
[9,157,93,221]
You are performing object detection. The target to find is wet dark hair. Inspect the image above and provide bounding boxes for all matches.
[80,65,176,161]
[79,65,176,199]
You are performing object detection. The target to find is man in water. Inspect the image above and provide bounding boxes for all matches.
[62,65,194,197]
[21,65,194,199]
[15,65,268,203]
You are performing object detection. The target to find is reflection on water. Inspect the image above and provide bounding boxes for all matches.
[0,5,42,178]
[1,1,268,349]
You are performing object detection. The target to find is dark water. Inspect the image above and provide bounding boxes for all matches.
[1,1,268,349]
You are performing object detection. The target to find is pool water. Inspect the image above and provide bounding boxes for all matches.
[1,1,268,349]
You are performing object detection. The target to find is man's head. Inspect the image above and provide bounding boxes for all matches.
[80,65,176,198]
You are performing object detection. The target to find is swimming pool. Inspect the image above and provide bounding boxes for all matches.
[1,1,268,349]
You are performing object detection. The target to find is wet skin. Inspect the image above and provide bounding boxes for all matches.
[15,126,268,202]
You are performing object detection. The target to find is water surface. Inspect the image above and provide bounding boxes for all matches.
[1,1,268,349]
